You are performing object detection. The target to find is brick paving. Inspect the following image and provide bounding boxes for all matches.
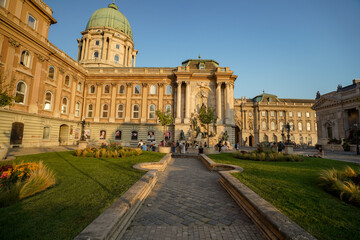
[121,157,265,240]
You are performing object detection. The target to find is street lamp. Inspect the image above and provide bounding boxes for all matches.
[284,121,292,145]
[79,119,89,141]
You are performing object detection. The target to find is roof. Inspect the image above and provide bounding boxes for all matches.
[181,59,219,70]
[86,3,133,39]
[253,92,280,103]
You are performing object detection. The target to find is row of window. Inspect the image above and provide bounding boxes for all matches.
[93,40,121,50]
[88,84,172,95]
[261,121,317,132]
[86,103,172,119]
[256,111,315,118]
[262,135,313,144]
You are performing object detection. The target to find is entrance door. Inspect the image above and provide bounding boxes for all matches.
[10,122,24,145]
[249,135,253,147]
[59,124,69,145]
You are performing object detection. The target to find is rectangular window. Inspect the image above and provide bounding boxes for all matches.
[116,44,120,49]
[261,111,266,117]
[43,127,50,139]
[306,112,310,118]
[289,112,293,117]
[297,112,302,118]
[270,111,275,117]
[279,111,283,117]
[27,14,37,29]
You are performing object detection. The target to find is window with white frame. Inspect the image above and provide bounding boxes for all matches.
[14,81,27,104]
[0,0,7,8]
[27,14,37,29]
[95,40,100,46]
[64,75,70,86]
[165,104,172,113]
[149,85,157,95]
[87,104,93,117]
[43,126,50,140]
[289,121,295,130]
[44,91,52,111]
[116,44,120,49]
[75,102,81,117]
[102,104,109,118]
[132,104,140,118]
[89,85,96,94]
[262,121,267,130]
[20,50,31,67]
[306,112,310,118]
[119,85,125,94]
[134,85,141,94]
[148,104,156,119]
[279,111,283,117]
[270,122,275,130]
[298,122,303,131]
[94,51,99,59]
[279,121,284,130]
[48,66,55,80]
[77,82,82,92]
[270,111,275,117]
[117,104,124,118]
[104,85,110,94]
[61,97,68,114]
[297,112,302,118]
[307,122,311,131]
[114,54,119,63]
[289,111,293,117]
[261,111,266,117]
[165,85,172,95]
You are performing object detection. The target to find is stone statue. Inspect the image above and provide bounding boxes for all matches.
[316,91,321,99]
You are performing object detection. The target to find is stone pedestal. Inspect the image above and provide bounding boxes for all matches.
[78,141,88,150]
[158,146,171,153]
[285,145,293,154]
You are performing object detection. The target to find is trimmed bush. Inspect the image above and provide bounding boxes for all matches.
[232,151,303,162]
[74,147,141,159]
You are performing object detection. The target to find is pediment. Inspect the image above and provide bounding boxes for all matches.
[312,96,341,110]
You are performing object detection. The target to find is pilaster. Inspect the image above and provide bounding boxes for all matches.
[175,81,182,123]
[184,80,190,124]
[125,82,132,122]
[94,83,102,122]
[141,83,148,123]
[109,83,117,123]
[216,82,222,124]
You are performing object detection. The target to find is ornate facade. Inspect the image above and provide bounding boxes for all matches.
[234,93,318,146]
[0,0,236,148]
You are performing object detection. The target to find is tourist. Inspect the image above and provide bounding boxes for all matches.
[177,141,181,154]
[235,142,239,150]
[218,143,222,152]
[185,142,189,153]
[141,143,147,151]
[204,142,207,148]
[314,147,324,158]
[278,141,283,153]
[198,143,204,155]
[138,139,143,148]
[171,141,176,153]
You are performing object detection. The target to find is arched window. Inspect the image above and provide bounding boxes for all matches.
[94,51,99,59]
[165,104,172,113]
[131,131,138,141]
[279,122,284,131]
[165,85,172,95]
[117,104,124,118]
[262,121,267,130]
[104,84,110,94]
[289,122,295,130]
[308,137,312,145]
[119,85,125,94]
[64,75,70,86]
[102,104,109,118]
[61,97,68,114]
[263,135,268,142]
[272,135,278,142]
[300,136,304,144]
[114,54,119,63]
[298,122,303,131]
[48,66,55,79]
[290,135,295,142]
[0,0,7,8]
[148,104,156,119]
[89,85,96,94]
[132,104,140,119]
[44,91,52,110]
[134,85,141,94]
[75,102,81,117]
[87,104,93,117]
[14,81,27,104]
[20,50,31,67]
[306,122,311,131]
[270,122,275,130]
[77,82,82,91]
[150,85,157,95]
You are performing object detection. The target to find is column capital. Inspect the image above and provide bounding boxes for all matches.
[142,83,148,87]
[176,80,183,85]
[158,82,164,87]
[126,82,133,87]
[96,82,102,86]
[8,38,20,48]
[185,80,190,85]
[216,81,224,87]
[111,82,117,86]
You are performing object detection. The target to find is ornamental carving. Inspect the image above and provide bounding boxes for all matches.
[8,38,20,48]
[157,83,164,87]
[111,82,117,86]
[59,68,65,74]
[234,112,242,129]
[126,82,133,87]
[142,83,148,87]
[37,54,46,62]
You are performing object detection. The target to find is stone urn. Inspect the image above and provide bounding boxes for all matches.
[158,146,171,153]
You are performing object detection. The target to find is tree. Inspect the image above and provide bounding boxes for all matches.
[0,71,14,107]
[198,104,217,147]
[156,108,174,145]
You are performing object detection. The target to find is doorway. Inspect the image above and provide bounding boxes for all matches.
[249,135,253,147]
[59,124,69,145]
[10,122,24,145]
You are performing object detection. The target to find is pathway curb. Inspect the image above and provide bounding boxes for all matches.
[74,153,172,240]
[199,154,316,240]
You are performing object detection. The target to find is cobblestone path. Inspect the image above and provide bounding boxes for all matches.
[121,157,265,240]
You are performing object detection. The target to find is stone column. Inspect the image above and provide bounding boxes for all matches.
[54,68,65,117]
[69,77,77,120]
[84,37,90,60]
[133,54,136,67]
[107,37,112,61]
[184,81,190,124]
[216,82,222,124]
[175,81,182,123]
[128,49,132,66]
[109,83,117,123]
[125,83,132,122]
[225,82,231,123]
[94,83,102,122]
[141,83,148,123]
[80,38,86,61]
[29,54,46,114]
[158,83,164,110]
[123,46,127,66]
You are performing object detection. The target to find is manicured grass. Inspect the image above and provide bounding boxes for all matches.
[0,151,165,240]
[208,153,360,240]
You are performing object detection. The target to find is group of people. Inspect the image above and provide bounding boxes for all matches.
[216,141,231,152]
[137,139,157,151]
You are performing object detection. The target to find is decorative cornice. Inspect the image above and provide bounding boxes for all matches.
[142,83,148,87]
[8,38,20,48]
[126,82,133,87]
[37,54,46,62]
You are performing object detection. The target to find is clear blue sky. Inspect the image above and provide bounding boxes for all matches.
[45,0,360,100]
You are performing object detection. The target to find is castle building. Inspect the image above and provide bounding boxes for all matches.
[0,0,237,148]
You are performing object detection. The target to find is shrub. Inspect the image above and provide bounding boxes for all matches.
[232,150,303,162]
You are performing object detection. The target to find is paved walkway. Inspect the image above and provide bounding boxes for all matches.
[121,157,265,240]
[6,145,77,158]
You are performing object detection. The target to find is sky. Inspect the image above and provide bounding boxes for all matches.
[45,0,360,100]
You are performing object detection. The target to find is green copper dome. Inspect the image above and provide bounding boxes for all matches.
[86,3,133,40]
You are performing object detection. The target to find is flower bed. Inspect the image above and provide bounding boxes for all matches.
[319,166,360,207]
[75,144,142,158]
[232,151,303,162]
[0,162,55,208]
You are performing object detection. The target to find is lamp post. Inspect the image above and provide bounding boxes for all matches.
[355,123,359,155]
[284,121,292,145]
[78,118,89,149]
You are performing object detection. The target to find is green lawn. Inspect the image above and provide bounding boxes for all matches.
[0,151,165,240]
[208,153,360,240]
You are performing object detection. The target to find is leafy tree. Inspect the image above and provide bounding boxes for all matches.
[198,104,217,147]
[156,109,174,145]
[0,71,15,107]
